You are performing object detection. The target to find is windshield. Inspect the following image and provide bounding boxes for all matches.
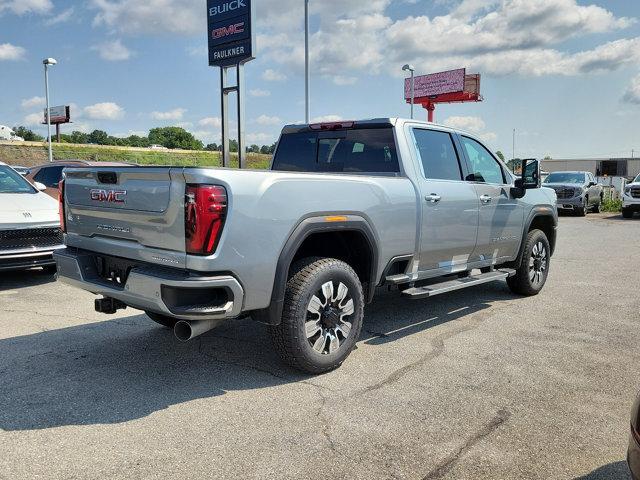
[0,166,36,194]
[543,172,586,184]
[634,174,640,183]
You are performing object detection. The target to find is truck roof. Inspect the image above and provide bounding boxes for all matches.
[281,117,468,136]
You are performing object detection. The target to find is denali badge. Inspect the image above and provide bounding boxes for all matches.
[90,189,127,203]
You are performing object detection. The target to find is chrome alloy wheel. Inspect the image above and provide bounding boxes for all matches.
[529,241,548,286]
[305,281,355,355]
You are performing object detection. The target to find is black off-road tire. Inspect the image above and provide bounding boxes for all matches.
[269,257,364,374]
[507,229,551,297]
[146,311,178,329]
[576,197,588,217]
[593,198,601,213]
[622,209,633,219]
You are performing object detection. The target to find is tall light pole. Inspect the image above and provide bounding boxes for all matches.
[402,64,415,120]
[43,58,57,163]
[304,0,310,124]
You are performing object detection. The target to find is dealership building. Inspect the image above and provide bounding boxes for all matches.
[542,157,640,179]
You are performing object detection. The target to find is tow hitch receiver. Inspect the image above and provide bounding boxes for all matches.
[95,297,127,314]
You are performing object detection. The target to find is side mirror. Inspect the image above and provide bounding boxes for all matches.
[510,159,540,199]
[523,159,541,189]
[34,181,47,192]
[589,181,597,187]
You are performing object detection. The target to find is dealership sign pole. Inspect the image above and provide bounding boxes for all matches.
[207,0,256,169]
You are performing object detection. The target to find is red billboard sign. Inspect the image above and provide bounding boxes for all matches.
[404,68,466,100]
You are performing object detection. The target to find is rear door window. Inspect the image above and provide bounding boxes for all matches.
[412,129,462,181]
[34,166,65,187]
[273,128,399,174]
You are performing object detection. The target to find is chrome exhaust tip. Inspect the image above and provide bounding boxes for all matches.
[174,319,222,342]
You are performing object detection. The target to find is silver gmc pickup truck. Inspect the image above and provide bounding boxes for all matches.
[55,118,558,373]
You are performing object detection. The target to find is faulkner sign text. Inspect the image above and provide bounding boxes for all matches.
[404,68,466,99]
[207,0,255,67]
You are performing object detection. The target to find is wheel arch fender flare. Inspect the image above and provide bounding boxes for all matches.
[513,206,558,266]
[253,214,380,326]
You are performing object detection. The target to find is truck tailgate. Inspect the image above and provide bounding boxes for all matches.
[63,167,187,262]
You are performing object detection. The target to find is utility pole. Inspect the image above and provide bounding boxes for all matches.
[43,58,57,163]
[512,128,516,173]
[304,0,310,124]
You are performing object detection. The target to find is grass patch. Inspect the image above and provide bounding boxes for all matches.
[601,198,623,213]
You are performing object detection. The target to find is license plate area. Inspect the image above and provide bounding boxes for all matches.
[94,255,138,288]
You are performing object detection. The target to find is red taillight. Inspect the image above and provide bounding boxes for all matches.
[185,185,227,255]
[58,179,66,233]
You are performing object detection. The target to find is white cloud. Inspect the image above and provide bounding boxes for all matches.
[249,88,271,97]
[0,0,52,15]
[247,133,273,144]
[0,43,26,61]
[83,102,125,120]
[443,115,486,133]
[44,7,74,25]
[23,112,43,126]
[91,0,203,35]
[91,39,132,61]
[332,76,358,86]
[21,96,45,109]
[262,69,287,82]
[256,115,281,126]
[623,74,640,105]
[198,117,222,128]
[150,108,186,121]
[443,115,496,144]
[311,115,343,123]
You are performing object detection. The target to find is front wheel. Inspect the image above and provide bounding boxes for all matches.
[269,257,364,374]
[622,209,634,219]
[576,197,588,217]
[507,229,551,296]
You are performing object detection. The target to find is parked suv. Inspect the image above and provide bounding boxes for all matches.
[543,171,603,216]
[55,119,558,373]
[27,160,131,199]
[623,174,640,219]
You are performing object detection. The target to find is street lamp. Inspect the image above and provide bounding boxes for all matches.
[402,64,415,120]
[43,58,57,163]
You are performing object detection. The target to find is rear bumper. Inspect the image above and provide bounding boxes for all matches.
[54,248,244,321]
[0,246,64,271]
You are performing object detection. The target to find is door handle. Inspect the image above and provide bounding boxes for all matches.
[480,194,492,204]
[425,194,441,203]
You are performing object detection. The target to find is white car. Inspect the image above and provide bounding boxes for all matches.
[623,174,640,219]
[0,162,64,272]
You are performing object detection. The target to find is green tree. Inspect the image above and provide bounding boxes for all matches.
[259,145,271,155]
[205,143,220,151]
[229,139,239,153]
[87,129,109,145]
[69,131,89,144]
[248,144,260,153]
[148,127,204,150]
[12,126,44,141]
[126,135,150,148]
[495,151,505,162]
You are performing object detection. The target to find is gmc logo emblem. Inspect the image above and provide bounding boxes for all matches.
[90,189,127,203]
[212,22,245,39]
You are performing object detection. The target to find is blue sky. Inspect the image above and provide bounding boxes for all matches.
[1,0,639,159]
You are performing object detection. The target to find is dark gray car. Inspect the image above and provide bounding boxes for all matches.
[543,171,603,216]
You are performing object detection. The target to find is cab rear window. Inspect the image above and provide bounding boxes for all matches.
[272,128,400,174]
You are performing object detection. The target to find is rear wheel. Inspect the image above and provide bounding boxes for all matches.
[269,257,364,374]
[507,229,551,296]
[146,311,178,329]
[593,198,601,213]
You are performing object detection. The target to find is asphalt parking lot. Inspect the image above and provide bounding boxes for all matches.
[0,213,639,480]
